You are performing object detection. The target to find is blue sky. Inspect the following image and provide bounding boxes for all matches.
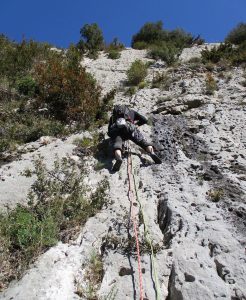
[0,0,245,48]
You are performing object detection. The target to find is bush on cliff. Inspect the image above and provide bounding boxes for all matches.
[77,23,104,59]
[131,21,203,65]
[0,35,108,154]
[225,22,246,45]
[34,54,101,125]
[201,42,246,66]
[126,60,148,85]
[0,36,51,86]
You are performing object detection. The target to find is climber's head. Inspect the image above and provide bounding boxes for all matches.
[113,104,127,119]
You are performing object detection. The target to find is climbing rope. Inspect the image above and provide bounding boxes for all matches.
[132,169,162,300]
[127,141,162,300]
[127,142,144,300]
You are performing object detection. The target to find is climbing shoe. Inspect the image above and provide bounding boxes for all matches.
[112,158,123,172]
[150,153,162,164]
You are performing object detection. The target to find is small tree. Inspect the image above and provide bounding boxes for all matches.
[132,21,165,47]
[225,23,246,45]
[34,55,101,125]
[78,23,104,58]
[132,21,199,50]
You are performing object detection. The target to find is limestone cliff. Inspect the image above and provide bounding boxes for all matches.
[0,46,245,300]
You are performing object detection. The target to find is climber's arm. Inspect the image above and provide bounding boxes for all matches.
[133,111,148,126]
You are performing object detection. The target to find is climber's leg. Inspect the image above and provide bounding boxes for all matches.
[112,136,123,171]
[131,128,162,164]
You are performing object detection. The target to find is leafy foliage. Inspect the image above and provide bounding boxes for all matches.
[201,42,246,66]
[107,49,121,59]
[105,37,124,51]
[104,38,124,60]
[0,36,51,86]
[131,21,203,64]
[132,21,165,46]
[201,43,234,64]
[151,71,172,90]
[0,99,66,153]
[126,60,148,85]
[16,75,38,96]
[148,42,179,65]
[78,23,104,58]
[34,54,101,124]
[0,35,109,154]
[80,251,104,299]
[225,22,246,45]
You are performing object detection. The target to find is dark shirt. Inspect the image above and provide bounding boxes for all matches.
[108,109,148,138]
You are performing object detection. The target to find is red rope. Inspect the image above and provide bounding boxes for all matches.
[127,143,144,300]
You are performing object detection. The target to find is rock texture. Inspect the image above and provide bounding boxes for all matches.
[0,47,246,300]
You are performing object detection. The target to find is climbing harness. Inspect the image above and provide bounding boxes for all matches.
[126,141,162,300]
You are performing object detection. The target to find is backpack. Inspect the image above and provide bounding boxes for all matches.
[112,105,133,123]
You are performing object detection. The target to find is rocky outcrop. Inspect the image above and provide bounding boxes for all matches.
[0,47,246,300]
[179,43,220,62]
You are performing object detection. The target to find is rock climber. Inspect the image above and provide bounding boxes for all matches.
[108,104,162,171]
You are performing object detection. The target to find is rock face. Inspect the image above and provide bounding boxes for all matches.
[0,47,246,300]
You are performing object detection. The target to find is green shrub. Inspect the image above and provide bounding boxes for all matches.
[201,43,234,64]
[66,44,83,69]
[148,42,179,65]
[187,57,203,70]
[14,117,65,143]
[0,99,66,153]
[132,21,201,51]
[0,37,51,85]
[188,57,202,64]
[107,49,121,59]
[167,28,193,49]
[225,23,246,45]
[77,251,104,298]
[201,42,246,66]
[230,41,246,65]
[208,188,224,202]
[138,81,147,89]
[124,86,137,96]
[126,60,148,85]
[133,41,148,49]
[105,37,124,51]
[16,76,38,96]
[2,206,57,251]
[132,21,165,47]
[73,131,101,155]
[0,34,112,155]
[34,55,101,124]
[104,38,124,60]
[151,71,172,90]
[78,23,104,59]
[0,139,9,153]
